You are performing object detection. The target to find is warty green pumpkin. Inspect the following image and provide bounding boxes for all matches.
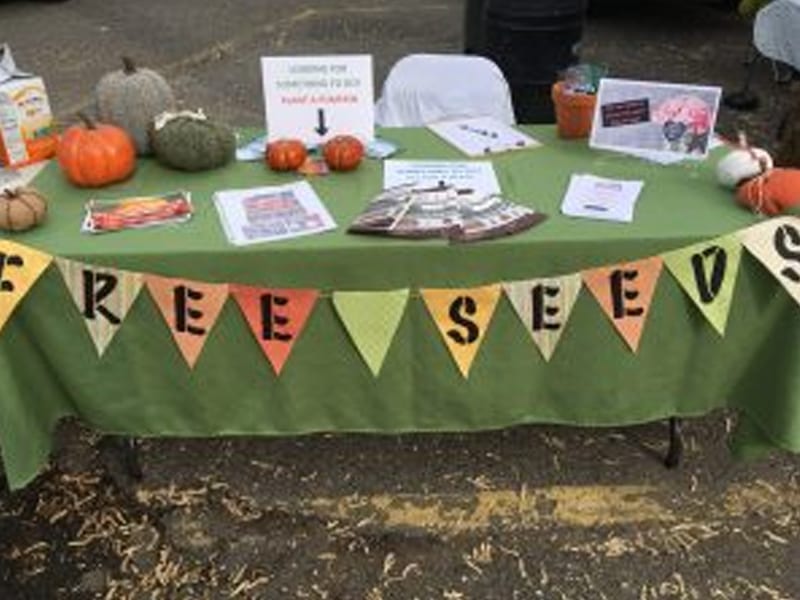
[95,56,176,155]
[150,110,236,172]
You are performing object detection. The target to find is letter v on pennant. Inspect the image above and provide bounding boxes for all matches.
[662,235,742,336]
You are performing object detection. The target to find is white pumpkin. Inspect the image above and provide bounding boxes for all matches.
[716,146,773,188]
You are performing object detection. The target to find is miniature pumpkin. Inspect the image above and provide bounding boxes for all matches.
[0,186,47,232]
[150,110,236,171]
[736,168,800,216]
[716,146,773,188]
[323,135,364,172]
[266,139,307,172]
[57,113,136,187]
[95,56,176,155]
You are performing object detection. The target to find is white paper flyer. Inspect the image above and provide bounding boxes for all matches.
[383,160,501,197]
[213,181,336,246]
[560,174,644,223]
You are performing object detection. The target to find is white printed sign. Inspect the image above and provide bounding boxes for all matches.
[261,55,375,145]
[383,160,501,197]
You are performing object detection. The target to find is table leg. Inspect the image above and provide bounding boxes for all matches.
[664,417,683,469]
[99,436,143,482]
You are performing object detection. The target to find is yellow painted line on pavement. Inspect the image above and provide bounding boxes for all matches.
[307,481,800,534]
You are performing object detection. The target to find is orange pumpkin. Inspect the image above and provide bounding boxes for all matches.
[266,139,307,172]
[736,168,800,215]
[323,135,364,172]
[57,113,136,187]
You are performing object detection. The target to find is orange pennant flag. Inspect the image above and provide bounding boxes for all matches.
[145,274,228,369]
[582,257,663,352]
[421,284,501,378]
[0,240,52,334]
[230,285,319,375]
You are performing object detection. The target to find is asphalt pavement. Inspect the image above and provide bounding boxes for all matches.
[1,0,799,598]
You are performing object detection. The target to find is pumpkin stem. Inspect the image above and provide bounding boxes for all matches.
[77,112,97,130]
[122,56,137,75]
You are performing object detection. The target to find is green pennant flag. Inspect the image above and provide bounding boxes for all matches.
[333,289,410,376]
[663,234,743,336]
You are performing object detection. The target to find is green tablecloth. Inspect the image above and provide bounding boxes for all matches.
[1,126,797,490]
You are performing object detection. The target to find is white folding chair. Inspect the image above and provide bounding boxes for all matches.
[375,54,516,127]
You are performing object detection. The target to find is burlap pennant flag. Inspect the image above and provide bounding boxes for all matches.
[421,284,501,377]
[739,216,800,306]
[56,258,144,356]
[503,274,582,361]
[0,240,52,334]
[663,235,742,336]
[582,257,663,352]
[332,289,409,377]
[146,274,228,369]
[231,284,319,375]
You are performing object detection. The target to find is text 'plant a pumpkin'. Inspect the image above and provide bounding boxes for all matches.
[57,113,136,188]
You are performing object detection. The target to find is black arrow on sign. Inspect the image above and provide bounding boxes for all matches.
[314,108,329,136]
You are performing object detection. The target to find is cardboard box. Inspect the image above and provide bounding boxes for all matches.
[0,45,57,168]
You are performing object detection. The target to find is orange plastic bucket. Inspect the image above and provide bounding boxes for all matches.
[551,81,596,139]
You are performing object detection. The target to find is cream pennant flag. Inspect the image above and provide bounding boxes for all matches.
[503,274,582,361]
[663,235,743,336]
[421,284,501,378]
[231,285,319,375]
[56,258,144,356]
[0,240,52,334]
[740,216,800,306]
[582,257,663,352]
[332,289,409,377]
[146,274,228,369]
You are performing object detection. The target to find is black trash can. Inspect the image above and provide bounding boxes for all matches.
[483,0,587,123]
[464,0,489,54]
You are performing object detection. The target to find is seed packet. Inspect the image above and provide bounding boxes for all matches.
[296,156,330,176]
[82,191,193,233]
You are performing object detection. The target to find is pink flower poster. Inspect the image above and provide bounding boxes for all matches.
[589,78,721,160]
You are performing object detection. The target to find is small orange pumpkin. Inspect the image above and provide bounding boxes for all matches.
[736,168,800,215]
[57,113,136,187]
[266,139,307,172]
[323,135,364,172]
[0,186,47,232]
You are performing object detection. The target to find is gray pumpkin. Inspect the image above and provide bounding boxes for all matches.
[95,57,176,155]
[150,110,236,172]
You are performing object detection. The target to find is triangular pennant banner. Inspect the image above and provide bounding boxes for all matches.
[739,216,800,306]
[503,274,582,361]
[582,257,663,352]
[145,274,228,369]
[663,235,743,336]
[231,285,319,375]
[421,284,501,377]
[332,289,409,377]
[56,258,144,356]
[0,240,52,334]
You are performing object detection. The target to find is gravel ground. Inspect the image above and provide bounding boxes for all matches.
[1,1,799,598]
